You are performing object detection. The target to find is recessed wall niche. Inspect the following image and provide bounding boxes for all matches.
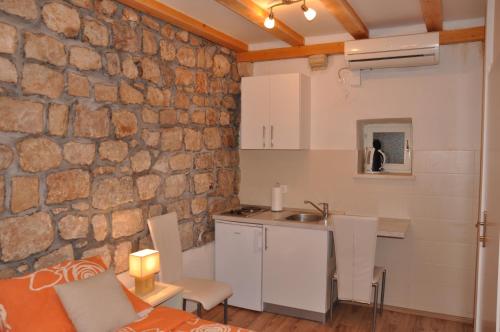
[356,118,413,176]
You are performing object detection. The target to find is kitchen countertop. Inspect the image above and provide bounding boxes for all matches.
[213,208,410,239]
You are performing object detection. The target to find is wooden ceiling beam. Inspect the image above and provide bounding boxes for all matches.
[319,0,369,39]
[236,26,485,63]
[116,0,248,52]
[420,0,443,32]
[237,41,344,62]
[439,26,485,45]
[215,0,305,46]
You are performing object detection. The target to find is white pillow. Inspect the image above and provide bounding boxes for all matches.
[55,269,138,332]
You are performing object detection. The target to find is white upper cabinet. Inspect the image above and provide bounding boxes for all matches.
[241,73,310,150]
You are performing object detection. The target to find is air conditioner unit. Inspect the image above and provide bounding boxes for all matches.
[345,32,439,70]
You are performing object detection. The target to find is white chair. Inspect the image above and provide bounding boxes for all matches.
[147,212,233,324]
[331,215,387,332]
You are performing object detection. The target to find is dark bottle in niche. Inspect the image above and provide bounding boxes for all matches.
[371,139,385,172]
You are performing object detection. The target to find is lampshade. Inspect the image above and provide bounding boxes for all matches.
[129,249,160,278]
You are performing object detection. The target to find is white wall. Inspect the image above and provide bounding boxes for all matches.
[239,42,483,318]
[182,242,215,280]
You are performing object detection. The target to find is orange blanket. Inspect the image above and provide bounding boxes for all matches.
[118,306,253,332]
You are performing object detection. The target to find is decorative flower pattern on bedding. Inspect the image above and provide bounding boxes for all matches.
[0,256,113,332]
[16,259,106,291]
[0,304,11,332]
[117,307,254,332]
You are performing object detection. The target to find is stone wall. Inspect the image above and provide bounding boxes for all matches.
[0,0,241,278]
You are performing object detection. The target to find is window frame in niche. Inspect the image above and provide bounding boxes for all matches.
[361,121,413,174]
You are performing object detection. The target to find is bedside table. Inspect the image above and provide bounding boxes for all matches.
[130,282,184,309]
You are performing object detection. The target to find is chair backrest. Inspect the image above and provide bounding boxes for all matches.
[333,215,378,304]
[147,212,183,283]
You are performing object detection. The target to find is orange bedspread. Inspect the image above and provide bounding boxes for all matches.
[118,306,253,332]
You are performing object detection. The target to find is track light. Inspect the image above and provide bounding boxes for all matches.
[302,5,316,21]
[263,1,316,29]
[264,11,275,29]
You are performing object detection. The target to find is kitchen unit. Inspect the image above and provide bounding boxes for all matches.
[214,206,410,322]
[215,206,334,322]
[240,73,311,150]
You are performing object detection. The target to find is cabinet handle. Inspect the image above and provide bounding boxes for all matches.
[271,125,274,148]
[264,227,268,251]
[262,125,266,148]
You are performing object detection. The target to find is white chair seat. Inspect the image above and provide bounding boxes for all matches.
[173,277,233,311]
[333,266,385,285]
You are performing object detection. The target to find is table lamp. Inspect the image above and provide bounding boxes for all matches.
[129,249,160,295]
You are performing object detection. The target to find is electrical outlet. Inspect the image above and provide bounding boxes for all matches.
[280,184,288,194]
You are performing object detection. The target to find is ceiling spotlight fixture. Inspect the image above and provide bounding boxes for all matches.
[264,10,275,29]
[302,4,316,21]
[264,0,316,29]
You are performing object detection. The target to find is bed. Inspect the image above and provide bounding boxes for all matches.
[0,256,251,332]
[118,306,247,332]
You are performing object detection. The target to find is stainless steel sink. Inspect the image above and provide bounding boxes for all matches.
[285,213,323,222]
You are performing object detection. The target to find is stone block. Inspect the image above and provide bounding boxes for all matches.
[17,137,62,172]
[70,46,102,71]
[99,140,128,162]
[164,174,187,198]
[11,176,39,213]
[0,97,43,134]
[130,150,151,173]
[74,103,109,138]
[91,214,108,241]
[112,110,137,138]
[42,2,80,37]
[0,0,38,20]
[160,127,183,151]
[46,169,90,204]
[94,83,117,102]
[119,81,144,104]
[48,104,69,136]
[58,215,89,240]
[136,174,161,200]
[83,18,108,47]
[0,57,16,83]
[92,176,134,210]
[22,63,64,98]
[68,72,90,97]
[0,212,53,262]
[24,32,66,66]
[63,141,95,165]
[111,208,143,238]
[0,22,17,54]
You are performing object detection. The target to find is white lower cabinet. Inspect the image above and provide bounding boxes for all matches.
[215,221,263,311]
[262,225,332,321]
[215,221,333,322]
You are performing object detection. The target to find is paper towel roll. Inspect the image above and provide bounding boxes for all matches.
[271,183,283,212]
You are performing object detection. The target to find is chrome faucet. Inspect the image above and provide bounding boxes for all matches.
[304,200,329,220]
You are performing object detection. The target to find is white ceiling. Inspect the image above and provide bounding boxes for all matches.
[159,0,486,46]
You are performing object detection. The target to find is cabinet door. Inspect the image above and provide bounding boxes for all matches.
[269,74,301,149]
[215,221,263,311]
[241,76,270,149]
[263,225,329,313]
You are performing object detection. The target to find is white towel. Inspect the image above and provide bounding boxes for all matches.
[333,215,378,304]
